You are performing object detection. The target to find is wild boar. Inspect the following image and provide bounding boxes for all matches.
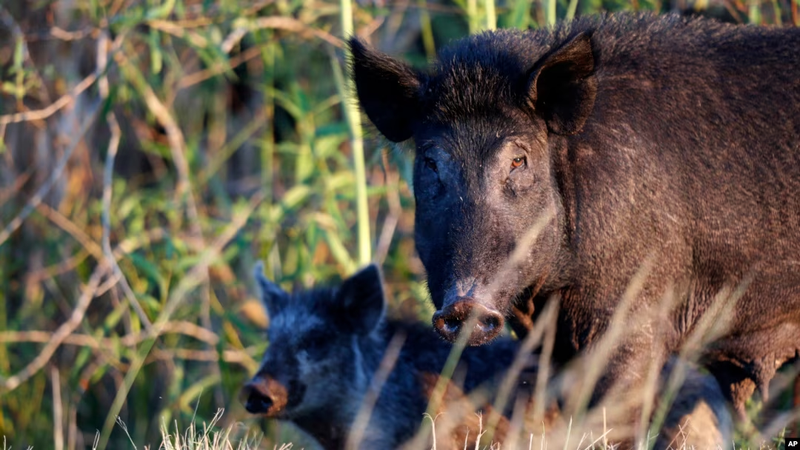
[349,13,800,417]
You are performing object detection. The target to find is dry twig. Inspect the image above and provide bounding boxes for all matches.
[0,73,97,126]
[0,321,221,348]
[221,16,344,52]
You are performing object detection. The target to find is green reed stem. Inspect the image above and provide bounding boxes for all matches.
[467,0,478,33]
[417,0,437,60]
[340,0,372,266]
[566,0,580,21]
[486,0,497,30]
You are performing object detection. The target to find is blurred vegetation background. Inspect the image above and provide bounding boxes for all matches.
[0,0,797,448]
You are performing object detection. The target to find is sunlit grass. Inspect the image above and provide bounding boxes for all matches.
[156,410,264,450]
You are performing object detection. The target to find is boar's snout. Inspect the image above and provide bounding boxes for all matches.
[241,376,288,416]
[432,298,504,345]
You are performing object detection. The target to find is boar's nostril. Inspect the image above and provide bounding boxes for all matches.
[245,389,274,414]
[433,299,504,345]
[242,380,278,415]
[478,313,501,333]
[432,309,461,342]
[443,317,462,334]
[242,377,290,417]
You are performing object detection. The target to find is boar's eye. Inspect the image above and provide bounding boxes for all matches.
[423,157,438,173]
[302,333,329,359]
[511,156,527,170]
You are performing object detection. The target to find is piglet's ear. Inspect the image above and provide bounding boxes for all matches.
[253,261,289,319]
[337,264,386,335]
[349,38,422,143]
[527,32,596,136]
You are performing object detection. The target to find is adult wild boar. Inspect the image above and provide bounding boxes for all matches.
[350,13,800,417]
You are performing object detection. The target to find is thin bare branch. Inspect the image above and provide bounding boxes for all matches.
[0,73,97,125]
[148,348,257,367]
[114,47,196,215]
[0,168,32,205]
[0,320,226,349]
[375,151,402,265]
[148,19,210,48]
[178,44,266,90]
[35,203,104,260]
[222,16,344,52]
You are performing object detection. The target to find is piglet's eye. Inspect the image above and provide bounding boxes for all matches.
[511,156,526,170]
[424,157,438,173]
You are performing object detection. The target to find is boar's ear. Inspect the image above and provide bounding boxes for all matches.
[336,264,386,335]
[349,38,422,143]
[253,261,289,318]
[527,32,596,135]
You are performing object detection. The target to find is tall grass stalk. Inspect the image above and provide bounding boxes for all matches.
[547,0,558,27]
[418,0,437,60]
[508,0,531,29]
[260,36,276,208]
[468,0,479,33]
[339,0,372,267]
[486,0,497,30]
[404,314,480,448]
[749,0,762,23]
[566,0,580,21]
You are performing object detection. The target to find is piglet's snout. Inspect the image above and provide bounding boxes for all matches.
[241,376,288,416]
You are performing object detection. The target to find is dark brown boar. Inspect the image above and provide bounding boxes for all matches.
[349,12,800,419]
